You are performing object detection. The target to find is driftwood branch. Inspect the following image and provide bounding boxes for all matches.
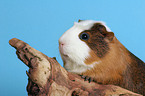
[9,38,142,96]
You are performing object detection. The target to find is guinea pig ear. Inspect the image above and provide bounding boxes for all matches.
[105,32,114,42]
[78,19,84,22]
[91,23,114,42]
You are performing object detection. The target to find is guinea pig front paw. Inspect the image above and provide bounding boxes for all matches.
[80,75,93,83]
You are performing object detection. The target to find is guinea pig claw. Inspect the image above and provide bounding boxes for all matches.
[80,75,92,83]
[80,75,86,79]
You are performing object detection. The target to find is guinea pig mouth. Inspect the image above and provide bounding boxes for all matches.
[59,49,68,57]
[59,43,69,57]
[61,52,68,57]
[63,54,68,57]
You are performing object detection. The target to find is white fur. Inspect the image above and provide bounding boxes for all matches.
[59,20,111,74]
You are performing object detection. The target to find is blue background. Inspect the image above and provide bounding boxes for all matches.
[0,0,145,95]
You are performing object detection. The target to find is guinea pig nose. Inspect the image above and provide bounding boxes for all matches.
[61,43,64,46]
[59,41,65,46]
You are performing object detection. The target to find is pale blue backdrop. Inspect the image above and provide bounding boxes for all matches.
[0,0,145,96]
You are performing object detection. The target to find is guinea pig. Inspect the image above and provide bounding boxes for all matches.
[59,20,145,95]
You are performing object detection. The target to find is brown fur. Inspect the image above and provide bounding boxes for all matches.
[84,49,100,65]
[79,23,145,95]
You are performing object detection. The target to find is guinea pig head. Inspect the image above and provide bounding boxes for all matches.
[59,20,114,74]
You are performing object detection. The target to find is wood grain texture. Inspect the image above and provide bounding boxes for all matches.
[9,38,142,96]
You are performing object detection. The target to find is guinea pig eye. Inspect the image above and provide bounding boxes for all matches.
[79,32,90,41]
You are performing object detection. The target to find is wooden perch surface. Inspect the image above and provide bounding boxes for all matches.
[9,38,142,96]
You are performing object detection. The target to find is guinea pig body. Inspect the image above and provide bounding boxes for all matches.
[59,20,145,95]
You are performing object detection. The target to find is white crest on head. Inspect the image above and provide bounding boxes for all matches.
[59,20,111,74]
[74,20,111,32]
